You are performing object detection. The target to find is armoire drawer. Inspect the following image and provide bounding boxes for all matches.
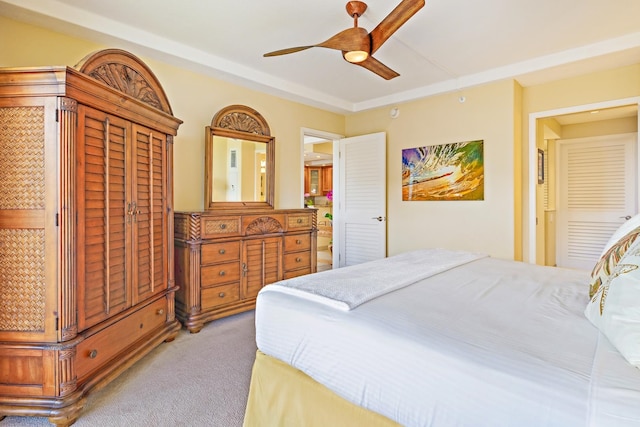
[202,283,241,308]
[284,233,311,252]
[284,251,311,271]
[201,241,240,265]
[202,261,241,286]
[75,298,167,381]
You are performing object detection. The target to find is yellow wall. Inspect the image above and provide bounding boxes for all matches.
[0,16,345,212]
[522,65,640,262]
[562,117,637,140]
[3,14,640,262]
[346,80,519,259]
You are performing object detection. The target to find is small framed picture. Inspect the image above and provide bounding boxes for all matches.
[537,149,545,184]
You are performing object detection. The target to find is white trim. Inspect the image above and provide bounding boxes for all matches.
[527,96,640,264]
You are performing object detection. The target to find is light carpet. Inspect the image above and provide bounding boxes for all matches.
[3,311,257,427]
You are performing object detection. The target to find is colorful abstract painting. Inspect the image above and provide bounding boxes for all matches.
[402,140,484,201]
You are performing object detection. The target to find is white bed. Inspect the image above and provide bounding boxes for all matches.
[245,241,640,426]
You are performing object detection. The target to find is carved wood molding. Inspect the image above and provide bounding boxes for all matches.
[174,213,202,241]
[211,105,271,136]
[246,216,283,235]
[75,49,173,115]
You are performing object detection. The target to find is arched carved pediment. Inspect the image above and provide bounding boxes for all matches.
[211,105,271,136]
[246,216,283,235]
[75,49,173,115]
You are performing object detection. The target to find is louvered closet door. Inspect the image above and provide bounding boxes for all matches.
[242,237,282,299]
[557,133,637,269]
[131,124,169,304]
[77,106,130,330]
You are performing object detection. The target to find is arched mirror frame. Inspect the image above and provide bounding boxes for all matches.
[205,104,275,210]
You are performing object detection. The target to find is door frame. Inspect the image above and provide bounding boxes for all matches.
[301,127,344,267]
[527,96,640,264]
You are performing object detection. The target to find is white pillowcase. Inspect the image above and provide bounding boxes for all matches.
[585,238,640,367]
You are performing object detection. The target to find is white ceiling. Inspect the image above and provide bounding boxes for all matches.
[2,0,640,114]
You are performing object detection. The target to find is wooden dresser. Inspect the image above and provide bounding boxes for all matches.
[0,49,182,425]
[174,209,317,333]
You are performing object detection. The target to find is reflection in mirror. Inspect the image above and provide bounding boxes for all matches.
[205,105,275,210]
[211,136,267,202]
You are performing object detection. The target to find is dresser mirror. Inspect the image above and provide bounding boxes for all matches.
[205,105,275,210]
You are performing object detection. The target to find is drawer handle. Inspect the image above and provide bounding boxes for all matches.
[296,257,302,262]
[219,292,226,298]
[296,239,301,244]
[220,223,226,229]
[219,248,226,254]
[89,349,98,359]
[219,270,226,276]
[157,308,164,315]
[297,218,302,223]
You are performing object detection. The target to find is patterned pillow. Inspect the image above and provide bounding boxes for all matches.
[589,226,640,298]
[585,239,640,366]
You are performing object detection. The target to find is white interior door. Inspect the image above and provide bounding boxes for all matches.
[335,132,387,267]
[557,133,637,269]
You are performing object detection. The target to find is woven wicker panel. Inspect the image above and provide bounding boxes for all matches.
[0,106,45,210]
[287,214,311,229]
[204,219,239,235]
[0,229,46,332]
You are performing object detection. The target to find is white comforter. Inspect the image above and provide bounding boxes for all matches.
[256,252,640,427]
[267,248,486,310]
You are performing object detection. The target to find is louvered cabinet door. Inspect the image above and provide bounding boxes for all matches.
[242,237,283,299]
[131,123,169,304]
[76,106,130,330]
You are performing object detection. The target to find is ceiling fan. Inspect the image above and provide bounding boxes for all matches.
[263,0,425,80]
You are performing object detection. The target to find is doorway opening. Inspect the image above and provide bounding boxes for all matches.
[301,128,342,272]
[528,98,640,265]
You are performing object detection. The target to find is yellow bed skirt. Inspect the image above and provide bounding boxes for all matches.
[243,350,400,427]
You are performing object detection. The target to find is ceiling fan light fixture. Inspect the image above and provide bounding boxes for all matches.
[344,50,368,63]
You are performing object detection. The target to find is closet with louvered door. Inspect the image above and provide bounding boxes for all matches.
[0,49,182,426]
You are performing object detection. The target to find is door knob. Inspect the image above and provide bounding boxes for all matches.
[371,216,385,222]
[621,215,632,220]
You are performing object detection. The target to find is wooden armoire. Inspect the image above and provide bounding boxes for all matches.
[0,49,182,425]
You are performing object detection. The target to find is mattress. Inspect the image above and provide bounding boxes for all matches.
[255,254,640,427]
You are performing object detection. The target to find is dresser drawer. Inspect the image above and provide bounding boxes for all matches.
[202,261,241,287]
[284,267,312,279]
[284,233,311,252]
[287,213,313,230]
[201,216,241,239]
[202,283,241,308]
[202,241,240,265]
[76,298,167,381]
[284,251,311,271]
